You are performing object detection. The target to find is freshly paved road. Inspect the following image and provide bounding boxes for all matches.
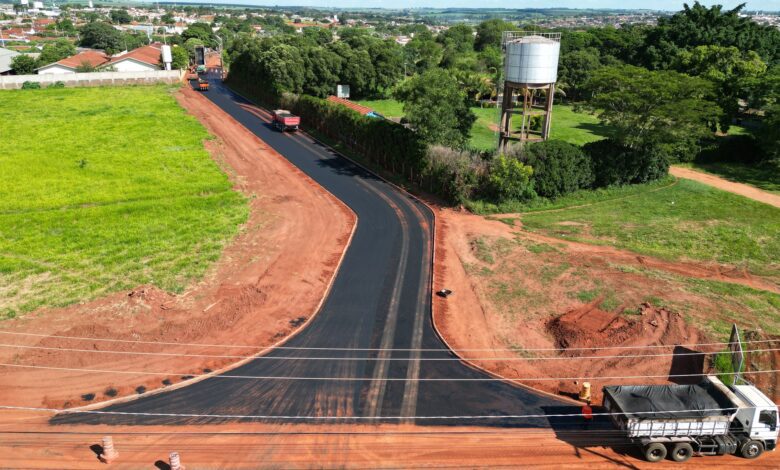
[53,73,569,427]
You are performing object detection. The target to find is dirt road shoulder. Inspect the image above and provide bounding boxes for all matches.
[670,165,780,209]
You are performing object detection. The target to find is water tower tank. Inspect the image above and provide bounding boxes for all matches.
[504,34,560,85]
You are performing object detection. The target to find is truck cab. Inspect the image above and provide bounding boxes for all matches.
[731,384,779,451]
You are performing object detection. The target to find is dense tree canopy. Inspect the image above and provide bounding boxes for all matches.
[182,22,217,48]
[673,45,767,129]
[394,69,476,148]
[79,21,125,55]
[583,65,721,160]
[36,39,77,67]
[110,9,132,25]
[10,54,36,75]
[474,18,513,52]
[641,2,780,68]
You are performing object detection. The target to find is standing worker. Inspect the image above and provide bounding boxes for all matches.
[582,399,593,430]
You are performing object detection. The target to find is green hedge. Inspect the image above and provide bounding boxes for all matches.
[289,95,429,182]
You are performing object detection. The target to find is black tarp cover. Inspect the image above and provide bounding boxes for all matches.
[604,380,737,419]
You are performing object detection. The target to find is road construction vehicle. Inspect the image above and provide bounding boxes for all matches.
[602,376,778,463]
[271,110,300,132]
[197,79,209,91]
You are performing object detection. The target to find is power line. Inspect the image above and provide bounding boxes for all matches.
[0,404,743,420]
[0,342,774,362]
[0,329,770,352]
[0,362,776,382]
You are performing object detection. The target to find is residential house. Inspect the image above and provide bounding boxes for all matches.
[103,44,161,72]
[37,50,109,74]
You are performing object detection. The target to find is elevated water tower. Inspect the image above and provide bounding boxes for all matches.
[498,32,561,151]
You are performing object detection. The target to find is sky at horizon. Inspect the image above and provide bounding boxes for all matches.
[167,1,780,12]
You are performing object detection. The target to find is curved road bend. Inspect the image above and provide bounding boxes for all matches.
[53,72,565,427]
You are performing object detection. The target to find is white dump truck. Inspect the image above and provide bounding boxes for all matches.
[602,376,778,463]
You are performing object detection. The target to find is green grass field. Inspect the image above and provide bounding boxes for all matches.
[519,178,780,278]
[357,99,610,150]
[0,86,248,318]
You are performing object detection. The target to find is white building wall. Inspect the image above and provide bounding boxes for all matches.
[38,65,76,75]
[110,60,158,73]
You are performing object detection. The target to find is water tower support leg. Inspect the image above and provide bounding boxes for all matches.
[543,84,555,139]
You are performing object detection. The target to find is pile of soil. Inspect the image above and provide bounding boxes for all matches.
[547,301,693,353]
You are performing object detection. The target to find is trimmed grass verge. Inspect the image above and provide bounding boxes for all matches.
[520,178,780,278]
[0,86,248,318]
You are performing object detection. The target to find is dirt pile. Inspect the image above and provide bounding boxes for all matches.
[548,301,693,352]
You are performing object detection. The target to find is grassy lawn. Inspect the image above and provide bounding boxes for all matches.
[683,162,780,195]
[520,178,780,278]
[0,86,248,318]
[356,98,405,119]
[357,99,610,150]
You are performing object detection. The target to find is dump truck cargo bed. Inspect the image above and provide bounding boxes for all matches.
[603,381,737,438]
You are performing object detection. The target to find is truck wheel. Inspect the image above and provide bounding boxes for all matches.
[740,440,763,459]
[670,443,693,462]
[644,443,667,462]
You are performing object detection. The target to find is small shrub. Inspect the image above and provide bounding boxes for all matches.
[48,81,65,89]
[487,154,535,202]
[509,140,594,198]
[21,81,41,90]
[135,386,146,394]
[424,145,486,203]
[161,378,172,386]
[104,387,118,397]
[81,393,95,401]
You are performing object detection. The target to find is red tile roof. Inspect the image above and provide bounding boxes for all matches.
[50,50,109,69]
[107,45,161,67]
[326,96,374,116]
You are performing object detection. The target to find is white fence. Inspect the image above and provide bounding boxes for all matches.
[0,70,184,90]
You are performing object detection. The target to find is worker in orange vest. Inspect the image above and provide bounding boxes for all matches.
[582,399,593,430]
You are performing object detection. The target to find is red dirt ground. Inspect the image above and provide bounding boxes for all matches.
[0,86,356,410]
[1,411,778,468]
[432,208,778,403]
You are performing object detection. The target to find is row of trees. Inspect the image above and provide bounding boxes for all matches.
[228,29,404,100]
[224,2,778,206]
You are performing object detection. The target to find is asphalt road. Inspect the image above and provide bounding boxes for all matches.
[53,73,571,428]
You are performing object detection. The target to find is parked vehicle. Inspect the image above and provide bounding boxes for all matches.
[602,376,778,463]
[272,110,300,132]
[197,79,209,92]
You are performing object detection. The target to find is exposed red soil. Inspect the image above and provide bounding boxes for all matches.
[509,219,780,294]
[0,86,356,409]
[432,208,775,403]
[0,411,777,468]
[671,165,780,209]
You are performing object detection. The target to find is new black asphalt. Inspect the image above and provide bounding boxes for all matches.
[52,74,571,428]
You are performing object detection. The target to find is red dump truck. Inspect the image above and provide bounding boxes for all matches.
[272,109,300,132]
